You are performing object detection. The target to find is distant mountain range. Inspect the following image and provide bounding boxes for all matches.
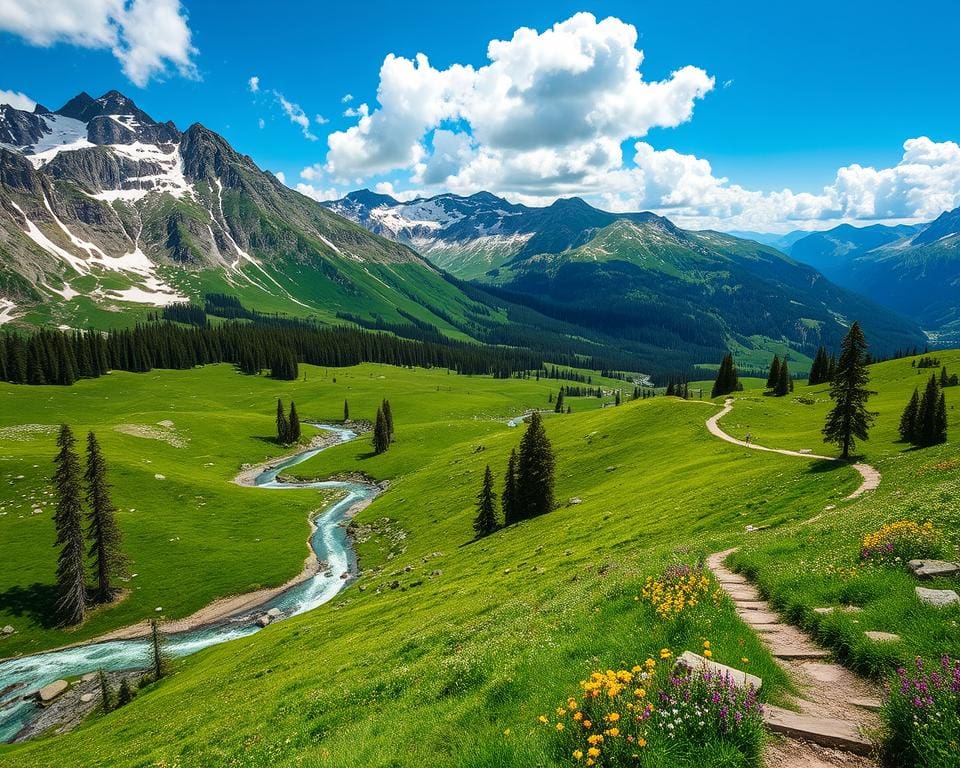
[0,88,935,375]
[326,190,926,363]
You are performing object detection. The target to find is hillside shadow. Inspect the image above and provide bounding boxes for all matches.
[251,435,283,447]
[806,458,845,475]
[0,583,60,629]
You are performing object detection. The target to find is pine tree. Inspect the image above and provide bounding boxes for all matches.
[116,677,135,707]
[149,619,170,681]
[276,398,289,444]
[502,448,520,525]
[554,388,565,413]
[473,465,500,538]
[98,669,113,713]
[914,374,947,446]
[899,388,920,442]
[85,432,127,603]
[288,402,301,443]
[615,390,622,406]
[822,321,874,459]
[372,408,390,454]
[775,359,791,396]
[53,425,86,625]
[809,346,831,385]
[711,353,739,398]
[935,392,948,445]
[766,355,781,390]
[343,399,350,422]
[381,399,394,442]
[665,381,675,397]
[516,411,555,519]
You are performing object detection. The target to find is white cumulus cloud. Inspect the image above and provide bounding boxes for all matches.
[0,88,36,110]
[0,0,198,86]
[248,75,260,92]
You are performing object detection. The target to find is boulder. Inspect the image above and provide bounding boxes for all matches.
[1,625,14,635]
[267,608,282,618]
[37,679,69,704]
[915,586,960,608]
[864,631,900,643]
[255,615,271,628]
[80,672,97,683]
[907,560,960,579]
[676,651,762,690]
[80,693,95,703]
[567,497,583,506]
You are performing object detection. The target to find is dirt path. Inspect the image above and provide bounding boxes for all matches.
[706,398,880,500]
[708,550,882,767]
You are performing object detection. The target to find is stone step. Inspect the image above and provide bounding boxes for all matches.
[676,651,762,690]
[763,705,873,755]
[847,697,883,712]
[734,600,770,610]
[741,610,779,625]
[771,647,831,660]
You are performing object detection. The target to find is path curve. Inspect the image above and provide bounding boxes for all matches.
[706,398,880,500]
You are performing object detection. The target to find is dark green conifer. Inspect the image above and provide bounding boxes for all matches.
[149,619,170,681]
[766,355,781,390]
[775,359,791,396]
[516,411,555,519]
[287,402,301,443]
[473,465,500,538]
[899,388,919,442]
[502,448,520,525]
[343,399,350,422]
[822,321,874,459]
[85,432,127,603]
[53,425,86,625]
[116,677,135,707]
[276,398,289,444]
[372,408,390,454]
[98,669,113,712]
[381,399,394,441]
[555,388,565,413]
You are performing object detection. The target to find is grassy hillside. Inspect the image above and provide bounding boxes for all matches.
[0,363,627,655]
[0,361,867,766]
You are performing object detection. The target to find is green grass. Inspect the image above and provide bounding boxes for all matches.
[0,358,866,766]
[717,352,960,677]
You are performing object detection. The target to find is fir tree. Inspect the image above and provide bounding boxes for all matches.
[372,408,390,454]
[665,382,675,397]
[343,399,350,422]
[808,346,831,385]
[615,390,622,406]
[98,669,113,713]
[502,448,520,525]
[149,619,170,681]
[276,398,289,444]
[935,392,948,445]
[381,399,394,441]
[711,353,739,398]
[775,359,791,397]
[915,374,948,446]
[516,411,555,519]
[554,388,565,413]
[766,355,781,390]
[116,677,135,707]
[899,388,920,442]
[822,321,874,459]
[287,402,301,443]
[53,425,86,626]
[473,465,500,538]
[85,432,127,603]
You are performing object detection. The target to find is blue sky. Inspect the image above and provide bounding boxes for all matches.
[2,0,959,231]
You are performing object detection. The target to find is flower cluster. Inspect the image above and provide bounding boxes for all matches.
[640,565,712,619]
[885,656,960,767]
[860,520,944,564]
[540,643,763,766]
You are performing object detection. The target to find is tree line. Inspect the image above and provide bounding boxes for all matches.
[900,374,949,447]
[473,412,556,537]
[0,321,548,387]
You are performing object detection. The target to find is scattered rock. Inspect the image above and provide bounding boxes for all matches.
[155,607,163,612]
[256,615,271,628]
[154,474,165,480]
[676,651,762,690]
[80,673,96,683]
[37,680,69,705]
[847,697,882,711]
[567,497,582,506]
[80,693,94,704]
[267,608,282,618]
[864,631,900,643]
[915,586,960,608]
[907,559,960,579]
[1,625,14,635]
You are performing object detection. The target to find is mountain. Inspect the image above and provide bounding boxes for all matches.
[326,190,927,366]
[0,91,497,334]
[726,229,811,251]
[787,218,959,343]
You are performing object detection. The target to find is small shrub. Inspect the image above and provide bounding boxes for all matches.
[884,656,960,768]
[860,520,946,565]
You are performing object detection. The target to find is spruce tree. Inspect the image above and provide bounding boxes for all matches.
[85,432,127,603]
[372,408,390,455]
[98,669,113,712]
[149,619,170,680]
[288,402,301,443]
[516,411,555,519]
[822,321,874,459]
[899,388,920,442]
[766,355,781,390]
[935,392,948,444]
[473,465,500,538]
[775,359,791,396]
[615,390,622,406]
[381,399,394,442]
[915,374,947,446]
[502,448,520,525]
[555,388,565,413]
[53,425,86,625]
[276,398,289,444]
[116,677,135,707]
[343,399,350,422]
[711,353,739,398]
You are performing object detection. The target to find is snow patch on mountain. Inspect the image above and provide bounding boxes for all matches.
[0,298,17,325]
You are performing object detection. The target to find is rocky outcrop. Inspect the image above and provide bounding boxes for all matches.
[0,105,47,147]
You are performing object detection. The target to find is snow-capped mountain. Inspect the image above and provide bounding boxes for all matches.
[0,90,460,330]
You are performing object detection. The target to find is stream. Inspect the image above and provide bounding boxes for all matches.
[0,424,379,742]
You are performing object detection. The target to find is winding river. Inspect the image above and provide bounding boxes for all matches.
[0,424,379,743]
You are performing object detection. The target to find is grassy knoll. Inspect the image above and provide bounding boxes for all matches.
[718,351,960,676]
[0,363,627,655]
[0,366,862,766]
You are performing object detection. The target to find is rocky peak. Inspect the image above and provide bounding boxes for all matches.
[180,123,244,185]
